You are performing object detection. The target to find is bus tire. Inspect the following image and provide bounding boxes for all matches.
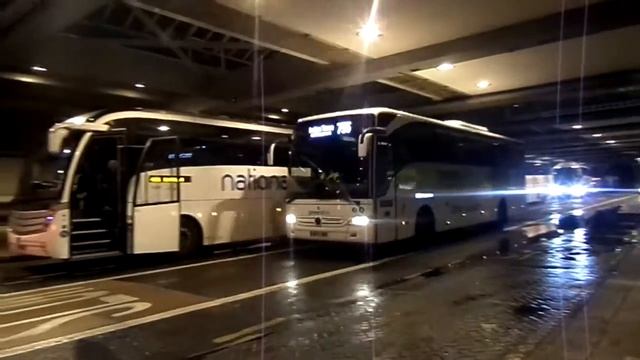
[180,216,202,255]
[415,206,435,241]
[497,199,508,228]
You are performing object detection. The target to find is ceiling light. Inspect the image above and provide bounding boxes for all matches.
[280,108,289,113]
[512,104,520,108]
[134,83,146,88]
[266,114,281,120]
[592,133,602,137]
[31,66,47,72]
[251,136,261,140]
[357,22,382,44]
[436,63,454,72]
[157,125,170,131]
[605,140,616,144]
[476,80,491,89]
[221,134,229,138]
[571,124,583,129]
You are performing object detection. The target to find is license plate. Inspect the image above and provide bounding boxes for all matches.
[309,231,328,237]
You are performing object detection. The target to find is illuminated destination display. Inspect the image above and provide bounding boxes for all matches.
[308,120,352,138]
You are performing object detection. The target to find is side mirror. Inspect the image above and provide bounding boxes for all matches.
[358,133,374,158]
[267,141,290,166]
[47,127,70,155]
[357,127,386,158]
[267,142,277,166]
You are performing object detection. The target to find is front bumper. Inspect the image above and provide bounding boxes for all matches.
[287,223,373,243]
[7,227,57,257]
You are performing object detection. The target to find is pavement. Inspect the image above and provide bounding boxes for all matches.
[0,193,638,359]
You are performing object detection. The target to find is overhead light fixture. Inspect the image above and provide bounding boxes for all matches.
[266,114,281,120]
[436,63,454,72]
[512,104,520,108]
[221,134,229,138]
[280,108,289,113]
[157,125,170,131]
[357,22,382,44]
[357,0,382,45]
[605,140,616,144]
[476,80,491,89]
[134,83,146,88]
[571,124,583,129]
[592,133,602,137]
[31,66,47,72]
[251,136,261,140]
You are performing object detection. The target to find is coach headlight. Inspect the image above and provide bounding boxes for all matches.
[285,213,297,224]
[351,215,370,226]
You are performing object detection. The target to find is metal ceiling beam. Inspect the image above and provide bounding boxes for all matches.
[128,0,353,65]
[1,0,107,51]
[131,7,195,69]
[412,70,640,116]
[230,0,640,108]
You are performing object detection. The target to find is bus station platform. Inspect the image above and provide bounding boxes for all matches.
[0,193,639,359]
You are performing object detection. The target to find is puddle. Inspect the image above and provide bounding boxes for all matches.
[498,238,511,256]
[513,302,551,318]
[420,267,445,278]
[452,293,490,306]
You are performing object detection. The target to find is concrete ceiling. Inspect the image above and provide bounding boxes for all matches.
[414,25,640,95]
[219,0,596,58]
[0,0,639,168]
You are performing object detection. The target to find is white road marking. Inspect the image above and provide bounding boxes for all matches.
[0,248,292,297]
[0,295,138,330]
[213,317,286,344]
[3,287,89,303]
[504,195,636,231]
[0,291,109,315]
[0,253,406,358]
[580,195,637,212]
[1,302,152,343]
[2,288,93,308]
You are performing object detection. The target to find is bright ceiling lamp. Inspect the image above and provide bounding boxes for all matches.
[476,80,491,89]
[357,22,382,44]
[357,0,382,45]
[571,124,583,129]
[436,63,454,71]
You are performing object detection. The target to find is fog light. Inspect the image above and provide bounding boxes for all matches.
[351,215,370,226]
[285,214,297,224]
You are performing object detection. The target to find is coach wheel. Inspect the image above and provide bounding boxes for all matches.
[180,216,202,255]
[415,206,436,241]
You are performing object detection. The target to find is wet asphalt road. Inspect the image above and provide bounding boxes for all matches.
[0,193,638,359]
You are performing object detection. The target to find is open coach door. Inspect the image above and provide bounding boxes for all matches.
[131,137,181,253]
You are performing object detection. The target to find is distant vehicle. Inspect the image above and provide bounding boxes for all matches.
[274,108,525,245]
[8,110,292,259]
[548,162,592,197]
[525,174,553,203]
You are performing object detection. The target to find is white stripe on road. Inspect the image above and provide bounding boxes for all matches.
[0,248,292,297]
[0,253,405,358]
[504,195,636,231]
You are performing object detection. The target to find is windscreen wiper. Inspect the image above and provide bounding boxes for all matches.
[294,153,355,204]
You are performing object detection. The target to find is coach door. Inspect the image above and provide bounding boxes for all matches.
[131,137,181,253]
[373,137,398,243]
